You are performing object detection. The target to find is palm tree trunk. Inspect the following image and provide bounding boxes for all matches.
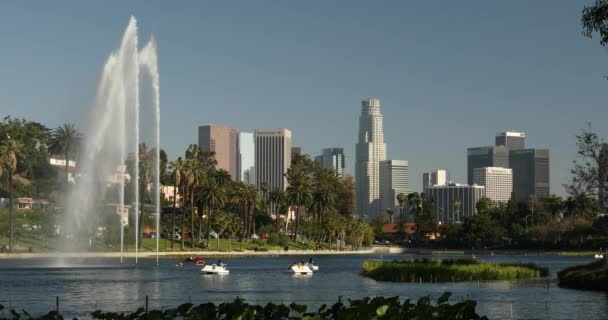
[190,192,195,249]
[207,208,212,246]
[64,149,70,185]
[198,213,202,244]
[180,210,185,250]
[139,179,145,249]
[293,206,300,241]
[8,170,14,252]
[216,229,220,250]
[170,183,177,249]
[242,205,248,239]
[275,203,280,232]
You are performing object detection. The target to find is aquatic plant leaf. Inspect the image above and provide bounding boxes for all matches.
[438,292,452,304]
[376,305,389,316]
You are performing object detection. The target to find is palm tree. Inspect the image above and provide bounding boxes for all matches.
[168,157,184,249]
[135,144,154,248]
[269,189,287,231]
[386,208,395,224]
[453,199,462,223]
[199,177,226,246]
[182,158,204,249]
[286,170,312,241]
[48,123,82,185]
[232,183,259,238]
[397,193,407,220]
[212,211,230,250]
[224,212,241,252]
[0,136,22,252]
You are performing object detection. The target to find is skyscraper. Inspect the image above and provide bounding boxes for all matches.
[425,184,485,223]
[467,146,509,185]
[496,131,525,150]
[237,132,255,185]
[291,147,301,160]
[356,98,387,218]
[422,169,449,190]
[255,129,292,192]
[316,148,346,177]
[379,160,409,214]
[473,167,513,203]
[198,125,238,179]
[509,148,550,202]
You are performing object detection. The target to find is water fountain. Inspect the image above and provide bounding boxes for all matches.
[64,16,160,265]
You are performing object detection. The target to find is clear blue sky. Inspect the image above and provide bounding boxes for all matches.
[1,1,606,195]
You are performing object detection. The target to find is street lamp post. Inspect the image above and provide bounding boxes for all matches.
[525,215,532,232]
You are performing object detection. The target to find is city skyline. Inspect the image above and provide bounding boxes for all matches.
[1,1,606,196]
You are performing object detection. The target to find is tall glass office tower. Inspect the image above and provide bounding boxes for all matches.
[356,98,386,218]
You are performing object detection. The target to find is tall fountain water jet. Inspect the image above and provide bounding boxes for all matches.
[64,16,160,264]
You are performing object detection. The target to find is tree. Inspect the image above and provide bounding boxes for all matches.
[212,211,230,250]
[476,198,493,215]
[462,213,505,248]
[286,170,312,241]
[231,183,259,238]
[224,212,241,252]
[565,125,607,215]
[386,208,395,224]
[269,189,286,232]
[199,176,226,246]
[128,143,154,248]
[582,0,608,46]
[168,157,184,249]
[182,157,204,249]
[48,123,82,185]
[453,199,462,223]
[0,137,23,252]
[412,193,436,240]
[396,192,407,220]
[335,175,356,216]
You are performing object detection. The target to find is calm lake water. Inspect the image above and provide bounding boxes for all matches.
[0,254,606,319]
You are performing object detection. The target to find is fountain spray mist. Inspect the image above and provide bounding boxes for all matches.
[64,16,160,264]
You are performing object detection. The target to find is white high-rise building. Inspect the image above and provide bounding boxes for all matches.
[426,183,485,223]
[255,129,292,192]
[473,167,513,203]
[356,98,386,218]
[422,169,449,190]
[380,160,409,214]
[237,132,255,185]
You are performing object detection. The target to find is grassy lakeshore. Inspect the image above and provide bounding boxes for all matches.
[558,260,608,291]
[362,259,548,282]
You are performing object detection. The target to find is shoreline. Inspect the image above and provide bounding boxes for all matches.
[0,248,377,259]
[0,247,600,259]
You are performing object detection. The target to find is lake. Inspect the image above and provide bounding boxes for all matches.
[0,253,606,319]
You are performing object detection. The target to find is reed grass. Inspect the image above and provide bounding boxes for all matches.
[362,258,548,282]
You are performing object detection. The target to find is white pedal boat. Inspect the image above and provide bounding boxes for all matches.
[594,254,604,259]
[201,264,229,275]
[308,263,319,271]
[290,264,313,275]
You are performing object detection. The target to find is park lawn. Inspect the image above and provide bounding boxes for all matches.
[362,259,549,282]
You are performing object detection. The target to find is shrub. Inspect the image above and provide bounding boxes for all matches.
[267,232,290,246]
[558,260,608,291]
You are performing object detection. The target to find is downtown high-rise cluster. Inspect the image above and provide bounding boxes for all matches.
[422,131,550,223]
[355,98,409,219]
